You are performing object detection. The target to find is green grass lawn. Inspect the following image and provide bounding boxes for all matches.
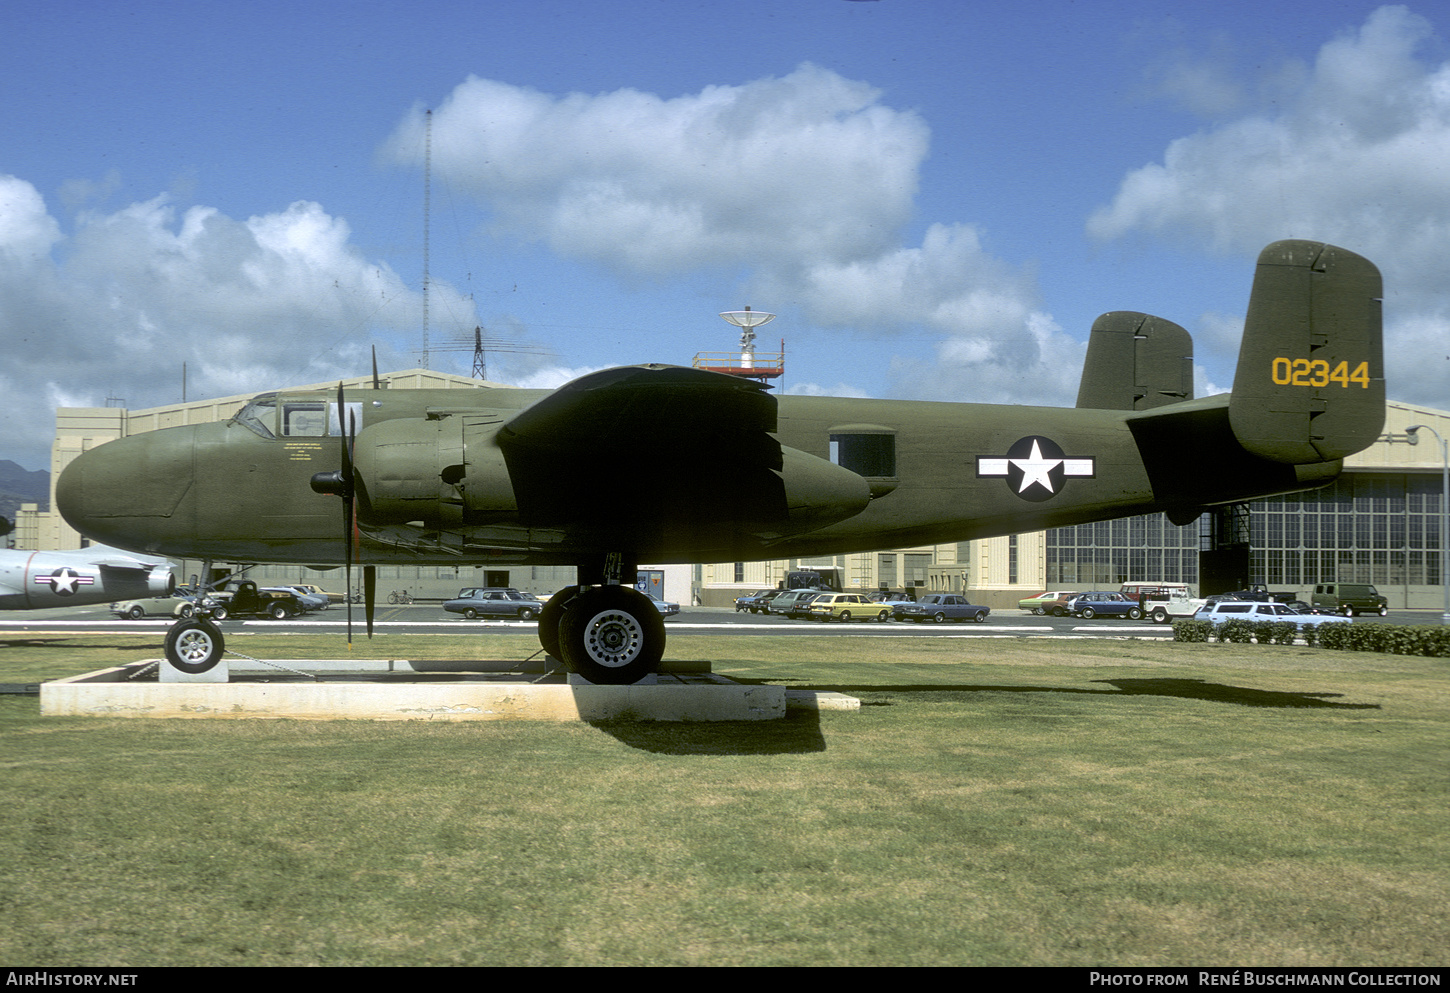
[1,632,1446,966]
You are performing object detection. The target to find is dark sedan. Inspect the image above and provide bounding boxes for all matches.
[443,588,544,620]
[892,593,989,623]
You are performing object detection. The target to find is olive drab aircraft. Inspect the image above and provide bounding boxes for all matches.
[0,544,174,610]
[56,240,1385,683]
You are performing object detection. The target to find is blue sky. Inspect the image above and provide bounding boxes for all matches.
[3,0,1449,472]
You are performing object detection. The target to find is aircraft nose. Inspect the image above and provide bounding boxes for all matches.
[56,429,195,550]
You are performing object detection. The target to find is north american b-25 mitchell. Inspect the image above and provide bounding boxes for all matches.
[56,240,1385,682]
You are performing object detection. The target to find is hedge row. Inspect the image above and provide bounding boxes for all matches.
[1172,619,1450,657]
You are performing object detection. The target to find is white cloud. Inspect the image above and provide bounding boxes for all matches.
[1088,5,1450,410]
[384,64,927,279]
[0,179,445,469]
[383,69,1069,407]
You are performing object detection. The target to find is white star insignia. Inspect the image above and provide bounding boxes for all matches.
[1013,440,1060,494]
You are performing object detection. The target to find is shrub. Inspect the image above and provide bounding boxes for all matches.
[1219,619,1256,644]
[1267,621,1299,645]
[1172,619,1211,643]
[1319,623,1450,657]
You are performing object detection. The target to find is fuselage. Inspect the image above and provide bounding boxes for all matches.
[55,381,1341,567]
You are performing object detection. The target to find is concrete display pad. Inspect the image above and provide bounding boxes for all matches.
[40,657,858,722]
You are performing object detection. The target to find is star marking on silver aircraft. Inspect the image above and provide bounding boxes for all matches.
[977,436,1096,503]
[34,568,94,597]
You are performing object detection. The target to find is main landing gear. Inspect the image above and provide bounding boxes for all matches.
[538,583,666,685]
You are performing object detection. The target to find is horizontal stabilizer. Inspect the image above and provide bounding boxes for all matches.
[1229,240,1383,464]
[1076,311,1193,411]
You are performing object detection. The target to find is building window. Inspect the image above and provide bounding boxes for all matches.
[1046,512,1198,587]
[878,553,897,589]
[904,553,931,588]
[733,562,744,583]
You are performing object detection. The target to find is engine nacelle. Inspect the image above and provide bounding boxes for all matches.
[353,416,519,528]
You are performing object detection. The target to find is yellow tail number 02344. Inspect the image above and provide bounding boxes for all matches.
[1271,358,1372,388]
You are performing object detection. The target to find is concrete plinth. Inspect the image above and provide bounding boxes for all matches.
[38,659,826,722]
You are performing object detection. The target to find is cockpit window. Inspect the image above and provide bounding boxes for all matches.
[282,401,328,437]
[233,395,278,439]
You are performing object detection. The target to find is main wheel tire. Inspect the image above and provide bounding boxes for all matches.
[538,585,581,660]
[557,586,665,685]
[164,618,225,674]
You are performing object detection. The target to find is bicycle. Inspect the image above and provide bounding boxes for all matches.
[387,590,413,605]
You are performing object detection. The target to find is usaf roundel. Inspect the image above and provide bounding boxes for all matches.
[977,436,1095,502]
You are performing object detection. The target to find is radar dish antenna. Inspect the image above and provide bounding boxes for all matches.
[719,305,776,355]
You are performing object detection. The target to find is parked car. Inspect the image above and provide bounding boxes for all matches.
[805,592,892,622]
[202,581,305,620]
[1066,591,1144,620]
[768,589,823,617]
[267,586,328,612]
[1311,583,1388,616]
[733,589,776,612]
[892,594,989,623]
[1193,600,1351,630]
[443,588,544,620]
[645,592,680,616]
[111,592,198,620]
[1018,591,1080,615]
[290,583,347,604]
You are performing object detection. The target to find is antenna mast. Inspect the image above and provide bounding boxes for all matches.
[421,108,432,370]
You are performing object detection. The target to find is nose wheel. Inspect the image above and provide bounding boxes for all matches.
[541,585,665,684]
[164,617,226,674]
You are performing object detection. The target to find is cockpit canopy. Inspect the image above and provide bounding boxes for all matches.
[232,393,361,440]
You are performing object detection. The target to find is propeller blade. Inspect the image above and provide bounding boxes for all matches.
[364,565,376,639]
[372,346,381,390]
[338,382,355,649]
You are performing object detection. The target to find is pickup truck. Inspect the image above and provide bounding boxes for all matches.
[201,580,306,620]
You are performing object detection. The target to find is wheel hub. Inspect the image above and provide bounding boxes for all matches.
[176,630,216,663]
[581,610,644,667]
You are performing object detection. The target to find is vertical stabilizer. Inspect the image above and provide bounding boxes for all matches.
[1229,240,1383,464]
[1076,311,1193,411]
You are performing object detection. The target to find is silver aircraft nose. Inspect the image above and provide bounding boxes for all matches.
[56,428,195,552]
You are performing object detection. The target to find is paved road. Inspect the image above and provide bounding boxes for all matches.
[2,602,1439,641]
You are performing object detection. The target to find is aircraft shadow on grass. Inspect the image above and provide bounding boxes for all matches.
[588,711,826,756]
[586,674,1381,756]
[770,679,1381,712]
